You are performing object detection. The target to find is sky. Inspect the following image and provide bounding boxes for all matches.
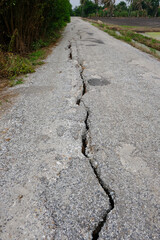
[70,0,80,9]
[70,0,124,9]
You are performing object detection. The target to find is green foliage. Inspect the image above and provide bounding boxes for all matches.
[7,54,35,77]
[147,0,159,16]
[150,47,156,54]
[0,0,71,53]
[120,31,160,51]
[92,22,160,59]
[73,0,102,17]
[83,0,99,17]
[129,0,159,17]
[29,50,45,66]
[114,10,128,17]
[74,6,82,16]
[130,10,139,16]
[31,40,50,51]
[81,0,160,17]
[10,78,24,87]
[104,29,132,42]
[115,1,128,11]
[0,51,34,79]
[0,45,52,80]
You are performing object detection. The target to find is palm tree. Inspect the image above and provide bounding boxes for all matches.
[80,0,86,16]
[101,0,115,16]
[80,0,86,4]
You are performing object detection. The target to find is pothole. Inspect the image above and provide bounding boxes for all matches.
[88,78,110,86]
[87,32,94,35]
[83,39,104,44]
[86,45,97,47]
[90,39,104,44]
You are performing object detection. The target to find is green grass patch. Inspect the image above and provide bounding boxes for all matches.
[92,23,132,43]
[150,47,156,54]
[0,52,35,79]
[0,47,47,82]
[120,25,137,28]
[92,22,160,60]
[144,32,160,41]
[10,78,24,87]
[93,22,160,51]
[120,31,160,51]
[29,50,45,61]
[29,50,45,66]
[104,29,132,43]
[8,55,35,76]
[0,27,63,88]
[31,39,50,51]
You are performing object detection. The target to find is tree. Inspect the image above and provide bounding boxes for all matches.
[83,0,99,16]
[114,1,128,16]
[144,0,159,16]
[74,6,82,16]
[80,0,86,16]
[101,0,116,16]
[0,0,71,53]
[127,0,160,16]
[78,0,99,16]
[115,1,128,11]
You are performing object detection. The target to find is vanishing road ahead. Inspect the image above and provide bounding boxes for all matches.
[0,18,160,240]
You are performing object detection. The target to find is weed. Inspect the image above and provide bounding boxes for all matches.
[93,21,160,51]
[29,50,45,66]
[31,39,50,51]
[0,27,62,87]
[10,78,24,87]
[91,21,160,60]
[120,25,137,28]
[104,29,131,43]
[119,31,160,51]
[0,52,35,79]
[150,48,156,54]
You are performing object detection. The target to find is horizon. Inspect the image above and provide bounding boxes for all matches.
[70,0,124,9]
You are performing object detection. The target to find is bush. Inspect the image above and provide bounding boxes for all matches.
[120,31,160,51]
[114,10,128,17]
[130,11,138,17]
[0,0,71,53]
[120,10,129,17]
[0,51,34,78]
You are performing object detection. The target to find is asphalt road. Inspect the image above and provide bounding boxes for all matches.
[0,18,160,240]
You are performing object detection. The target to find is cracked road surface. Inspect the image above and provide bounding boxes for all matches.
[0,18,160,239]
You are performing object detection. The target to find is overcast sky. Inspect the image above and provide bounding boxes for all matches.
[70,0,80,8]
[70,0,124,9]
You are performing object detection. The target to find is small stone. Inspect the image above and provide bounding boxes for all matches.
[98,20,103,24]
[56,125,66,137]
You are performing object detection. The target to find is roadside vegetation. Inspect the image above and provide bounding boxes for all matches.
[0,0,71,83]
[73,0,160,17]
[91,21,160,59]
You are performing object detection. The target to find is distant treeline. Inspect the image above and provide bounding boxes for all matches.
[0,0,71,53]
[72,0,160,18]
